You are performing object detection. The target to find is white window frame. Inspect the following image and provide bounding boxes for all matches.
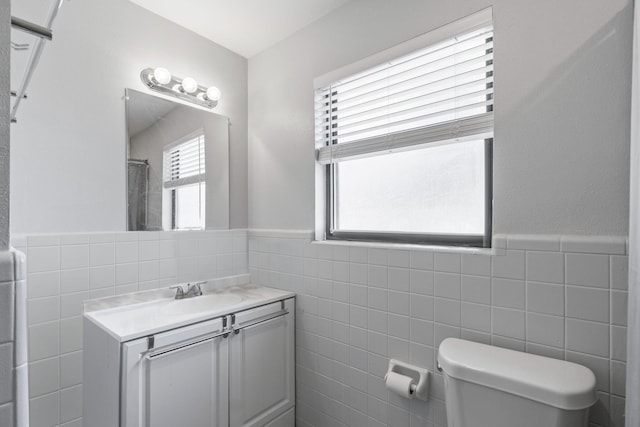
[314,8,494,247]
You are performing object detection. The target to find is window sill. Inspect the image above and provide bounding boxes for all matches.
[312,238,496,255]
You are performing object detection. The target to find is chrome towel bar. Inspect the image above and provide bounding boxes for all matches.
[11,16,52,40]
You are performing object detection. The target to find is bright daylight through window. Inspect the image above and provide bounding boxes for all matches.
[315,11,494,247]
[162,132,206,230]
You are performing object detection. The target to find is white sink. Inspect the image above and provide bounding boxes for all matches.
[160,293,243,316]
[84,285,295,342]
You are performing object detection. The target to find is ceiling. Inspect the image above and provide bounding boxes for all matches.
[126,89,177,138]
[128,0,351,58]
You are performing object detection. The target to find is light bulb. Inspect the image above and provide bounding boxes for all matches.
[205,86,221,102]
[153,67,171,85]
[181,77,198,94]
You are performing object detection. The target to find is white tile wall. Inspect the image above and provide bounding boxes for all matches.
[0,281,14,343]
[0,402,13,426]
[11,230,629,427]
[248,231,627,427]
[0,249,25,427]
[0,343,14,404]
[12,229,247,427]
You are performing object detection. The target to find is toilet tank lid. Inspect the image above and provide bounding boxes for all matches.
[437,338,597,410]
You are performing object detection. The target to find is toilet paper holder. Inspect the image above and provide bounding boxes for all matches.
[385,359,429,401]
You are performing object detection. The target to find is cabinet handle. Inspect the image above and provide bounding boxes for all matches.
[233,308,289,333]
[145,330,226,360]
[145,308,290,358]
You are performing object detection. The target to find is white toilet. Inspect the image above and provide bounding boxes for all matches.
[437,338,597,427]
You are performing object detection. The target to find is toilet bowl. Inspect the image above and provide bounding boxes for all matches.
[437,338,597,427]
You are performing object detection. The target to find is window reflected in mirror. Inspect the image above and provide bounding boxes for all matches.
[162,131,206,230]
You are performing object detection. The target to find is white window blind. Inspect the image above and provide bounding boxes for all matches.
[315,24,493,164]
[163,133,206,189]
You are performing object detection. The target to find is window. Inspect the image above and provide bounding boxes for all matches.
[315,9,493,247]
[162,131,206,230]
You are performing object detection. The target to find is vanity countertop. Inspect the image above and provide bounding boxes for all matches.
[84,283,295,342]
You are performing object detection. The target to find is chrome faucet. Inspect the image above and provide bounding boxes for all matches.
[170,281,206,299]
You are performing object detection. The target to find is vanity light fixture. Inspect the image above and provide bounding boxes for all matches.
[140,67,221,109]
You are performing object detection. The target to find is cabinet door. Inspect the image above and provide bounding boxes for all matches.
[229,299,295,427]
[146,335,229,427]
[121,317,229,427]
[146,337,227,427]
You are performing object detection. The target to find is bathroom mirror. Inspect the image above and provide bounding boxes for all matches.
[126,88,230,231]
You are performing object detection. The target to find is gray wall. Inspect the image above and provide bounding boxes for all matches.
[10,0,248,234]
[247,0,633,236]
[0,0,9,249]
[0,1,13,422]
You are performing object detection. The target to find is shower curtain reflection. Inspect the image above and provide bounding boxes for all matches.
[128,159,149,231]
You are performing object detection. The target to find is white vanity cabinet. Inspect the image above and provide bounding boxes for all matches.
[83,286,295,427]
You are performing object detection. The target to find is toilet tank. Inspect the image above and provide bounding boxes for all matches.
[437,338,597,427]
